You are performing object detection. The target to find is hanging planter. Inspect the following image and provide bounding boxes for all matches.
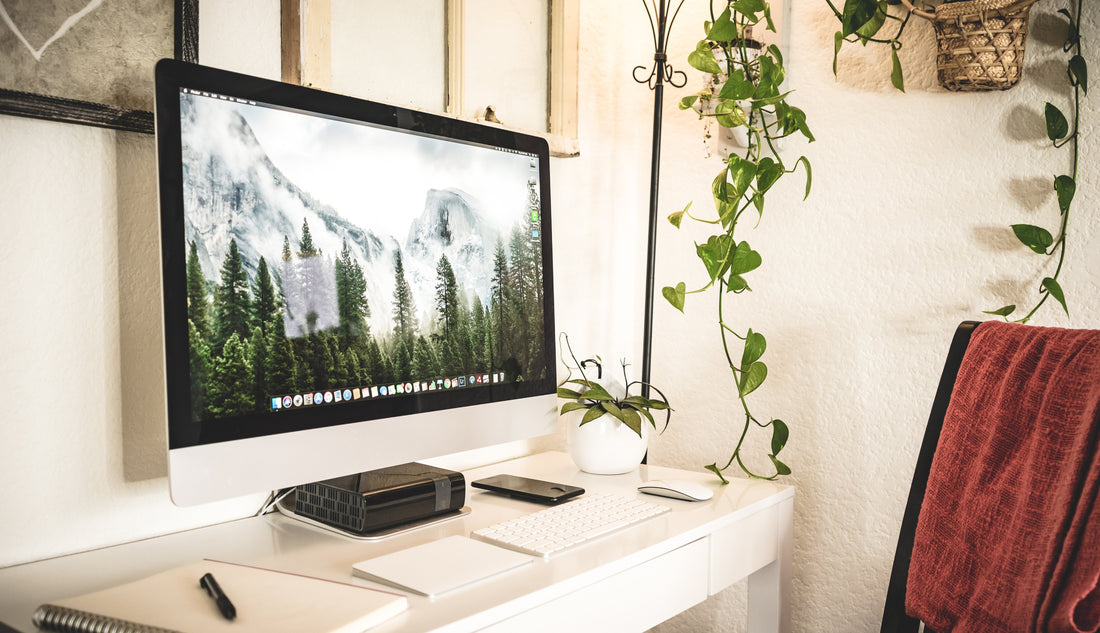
[900,0,1040,91]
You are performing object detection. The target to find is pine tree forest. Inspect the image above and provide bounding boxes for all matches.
[185,218,548,421]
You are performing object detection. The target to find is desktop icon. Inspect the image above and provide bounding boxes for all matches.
[404,382,413,393]
[412,382,420,393]
[283,396,293,408]
[371,386,379,397]
[334,390,342,403]
[343,389,352,401]
[271,397,281,410]
[314,392,324,405]
[444,378,452,389]
[396,383,405,394]
[293,394,303,407]
[324,391,334,404]
[379,385,388,396]
[457,376,467,387]
[353,388,361,399]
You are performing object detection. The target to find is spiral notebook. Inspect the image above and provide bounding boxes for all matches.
[32,559,407,633]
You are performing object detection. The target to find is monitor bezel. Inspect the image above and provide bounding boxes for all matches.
[154,59,558,505]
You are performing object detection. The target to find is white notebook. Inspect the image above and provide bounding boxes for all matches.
[352,535,533,598]
[34,559,407,633]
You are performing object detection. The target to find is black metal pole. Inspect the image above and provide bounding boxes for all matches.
[636,1,685,399]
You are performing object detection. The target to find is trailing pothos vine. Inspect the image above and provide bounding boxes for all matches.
[829,0,1086,323]
[987,3,1084,323]
[663,0,813,482]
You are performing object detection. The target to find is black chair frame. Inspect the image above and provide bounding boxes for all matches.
[880,321,981,633]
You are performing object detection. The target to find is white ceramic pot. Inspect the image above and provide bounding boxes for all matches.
[567,411,651,475]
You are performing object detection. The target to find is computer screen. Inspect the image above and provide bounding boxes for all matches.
[154,60,557,506]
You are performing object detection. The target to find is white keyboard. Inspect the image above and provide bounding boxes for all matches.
[471,492,670,557]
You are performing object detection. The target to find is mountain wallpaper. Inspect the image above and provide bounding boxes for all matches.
[179,93,548,421]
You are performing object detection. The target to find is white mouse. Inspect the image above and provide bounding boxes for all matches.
[638,479,714,502]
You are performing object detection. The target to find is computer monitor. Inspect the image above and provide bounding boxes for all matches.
[154,60,557,506]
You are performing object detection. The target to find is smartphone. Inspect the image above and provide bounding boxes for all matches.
[471,474,585,504]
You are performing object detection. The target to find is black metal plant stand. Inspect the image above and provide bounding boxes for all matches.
[634,0,686,399]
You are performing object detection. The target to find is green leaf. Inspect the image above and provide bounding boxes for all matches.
[769,455,792,476]
[727,155,758,201]
[708,7,738,42]
[1054,175,1075,214]
[678,95,699,110]
[559,402,588,415]
[621,408,643,436]
[634,405,656,430]
[779,106,814,142]
[603,400,625,421]
[741,329,767,367]
[751,90,795,107]
[578,381,614,402]
[715,100,748,128]
[727,274,750,293]
[580,406,605,425]
[697,234,735,281]
[754,56,783,99]
[890,46,905,92]
[668,202,690,229]
[663,283,686,312]
[756,157,782,193]
[770,419,789,456]
[1061,9,1080,50]
[796,156,813,199]
[688,40,722,74]
[738,361,767,396]
[719,69,755,101]
[1042,277,1069,315]
[983,305,1016,318]
[729,241,763,275]
[1045,103,1069,141]
[833,31,844,76]
[557,386,583,399]
[705,463,730,484]
[762,5,776,34]
[712,167,731,206]
[732,0,766,23]
[1069,55,1088,94]
[840,0,882,38]
[855,2,888,39]
[1011,224,1053,254]
[767,45,783,68]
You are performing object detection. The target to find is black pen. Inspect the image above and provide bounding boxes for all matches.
[200,572,237,621]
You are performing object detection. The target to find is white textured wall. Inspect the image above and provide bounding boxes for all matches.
[1,3,1098,633]
[645,3,1100,633]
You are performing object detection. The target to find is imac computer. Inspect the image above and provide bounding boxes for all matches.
[154,60,557,507]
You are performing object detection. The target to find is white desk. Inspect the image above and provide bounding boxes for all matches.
[0,452,793,633]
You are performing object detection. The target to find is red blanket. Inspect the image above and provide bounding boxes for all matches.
[906,321,1100,633]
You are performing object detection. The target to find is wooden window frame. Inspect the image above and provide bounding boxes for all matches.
[281,0,579,157]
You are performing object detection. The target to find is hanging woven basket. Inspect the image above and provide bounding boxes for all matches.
[900,0,1041,91]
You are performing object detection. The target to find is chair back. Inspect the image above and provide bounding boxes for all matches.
[880,321,979,633]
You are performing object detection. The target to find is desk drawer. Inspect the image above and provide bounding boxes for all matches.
[480,539,709,633]
[709,505,779,594]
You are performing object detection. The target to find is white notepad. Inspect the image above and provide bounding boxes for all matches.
[36,559,407,633]
[352,535,534,598]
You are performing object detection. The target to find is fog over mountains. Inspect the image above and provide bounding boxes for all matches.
[181,95,505,339]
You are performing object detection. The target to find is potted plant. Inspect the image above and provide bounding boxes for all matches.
[557,334,671,474]
[829,0,1083,323]
[664,1,809,482]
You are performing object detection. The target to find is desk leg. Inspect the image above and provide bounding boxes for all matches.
[747,497,793,633]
